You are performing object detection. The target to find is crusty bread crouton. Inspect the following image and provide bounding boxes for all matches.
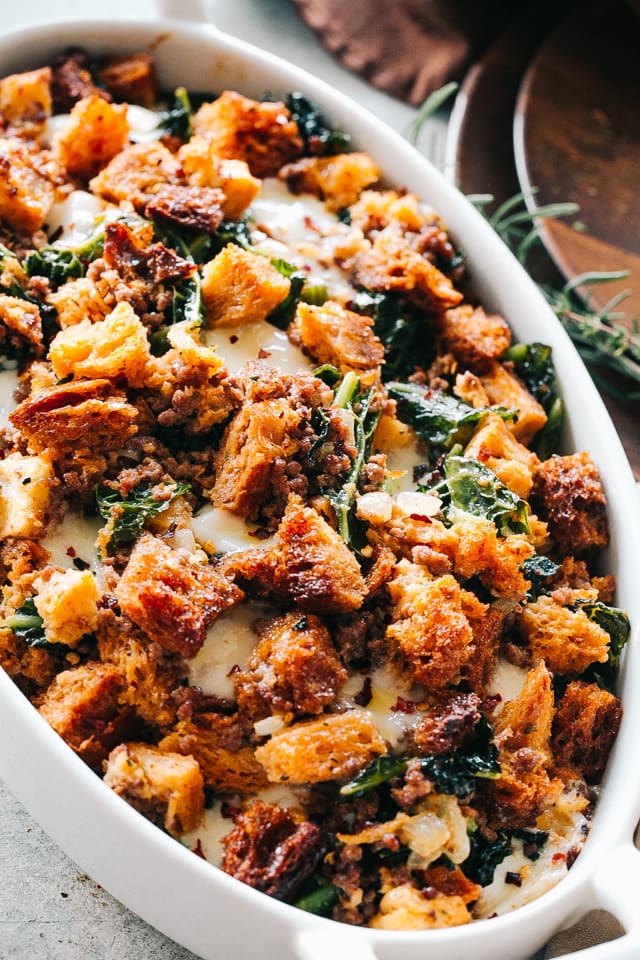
[255,709,386,783]
[280,152,380,211]
[354,225,463,312]
[0,138,56,232]
[459,589,503,693]
[235,611,347,721]
[552,681,622,784]
[115,534,244,657]
[202,245,290,327]
[494,662,554,755]
[387,563,474,690]
[10,378,138,455]
[465,414,539,500]
[438,305,511,373]
[480,362,547,445]
[0,294,43,353]
[33,567,99,648]
[531,452,608,556]
[97,53,157,107]
[371,884,471,930]
[104,742,204,836]
[518,596,609,675]
[0,625,57,692]
[291,300,384,386]
[178,136,260,219]
[276,497,367,614]
[483,747,562,830]
[192,90,303,177]
[212,398,302,517]
[449,519,533,601]
[0,452,54,539]
[350,189,426,233]
[48,277,113,328]
[454,370,490,408]
[0,66,51,126]
[160,717,269,794]
[49,302,152,387]
[54,95,129,180]
[38,662,124,767]
[90,141,182,209]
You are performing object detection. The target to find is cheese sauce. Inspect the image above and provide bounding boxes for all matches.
[0,367,19,429]
[203,321,311,377]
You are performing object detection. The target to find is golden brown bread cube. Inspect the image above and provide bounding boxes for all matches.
[494,662,554,755]
[201,245,290,327]
[438,305,511,373]
[10,378,138,455]
[33,567,100,648]
[160,718,269,794]
[192,90,303,177]
[0,66,52,126]
[0,137,56,233]
[48,277,113,328]
[518,596,610,675]
[464,414,539,500]
[291,300,384,386]
[255,709,387,784]
[280,152,380,210]
[480,362,547,445]
[0,453,54,540]
[115,534,244,657]
[104,742,204,836]
[54,95,129,180]
[90,141,182,209]
[49,301,152,387]
[178,136,260,219]
[552,681,622,784]
[449,518,533,601]
[483,746,562,830]
[97,53,157,107]
[0,294,43,353]
[531,452,609,556]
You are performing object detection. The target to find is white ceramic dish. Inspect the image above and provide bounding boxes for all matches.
[0,9,639,960]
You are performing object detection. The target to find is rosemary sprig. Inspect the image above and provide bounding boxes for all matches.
[406,82,458,146]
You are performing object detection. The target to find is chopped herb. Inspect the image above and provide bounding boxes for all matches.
[158,86,193,141]
[285,92,350,155]
[149,324,171,357]
[351,290,434,382]
[5,597,46,647]
[574,601,630,691]
[95,480,190,554]
[25,247,84,284]
[267,258,307,329]
[521,554,561,601]
[313,363,342,386]
[502,342,564,458]
[435,455,530,536]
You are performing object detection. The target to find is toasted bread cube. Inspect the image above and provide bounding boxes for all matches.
[193,90,302,177]
[97,53,157,107]
[450,518,533,601]
[115,534,244,657]
[0,138,55,232]
[494,662,554,754]
[202,246,290,327]
[439,305,511,373]
[292,300,384,386]
[280,152,380,211]
[104,742,204,836]
[371,885,470,931]
[50,301,152,387]
[48,276,113,328]
[350,189,426,233]
[90,141,182,208]
[552,681,622,783]
[255,709,387,784]
[160,718,269,794]
[485,747,562,830]
[178,136,260,219]
[55,95,129,180]
[0,66,52,126]
[480,362,547,445]
[465,414,539,500]
[531,452,608,556]
[0,453,54,539]
[0,294,43,352]
[518,596,610,675]
[33,568,100,648]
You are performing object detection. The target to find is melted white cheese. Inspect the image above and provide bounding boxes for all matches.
[127,104,162,143]
[487,657,529,712]
[203,321,311,377]
[186,602,274,698]
[41,510,103,575]
[191,503,277,554]
[0,367,19,429]
[46,189,105,245]
[385,439,427,493]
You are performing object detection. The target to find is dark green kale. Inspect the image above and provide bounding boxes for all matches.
[341,715,500,799]
[171,270,205,327]
[293,880,340,916]
[4,597,46,647]
[387,382,516,463]
[574,601,630,691]
[511,829,549,861]
[24,247,84,285]
[324,372,380,551]
[95,481,190,554]
[503,342,564,459]
[267,258,307,329]
[436,455,530,536]
[350,290,434,382]
[521,554,561,601]
[0,245,58,351]
[313,363,342,387]
[285,92,350,155]
[158,86,193,141]
[463,830,512,887]
[186,219,252,263]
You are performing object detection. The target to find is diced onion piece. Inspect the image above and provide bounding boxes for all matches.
[395,490,441,519]
[356,491,393,523]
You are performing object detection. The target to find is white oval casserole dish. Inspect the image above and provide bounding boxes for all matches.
[0,12,639,960]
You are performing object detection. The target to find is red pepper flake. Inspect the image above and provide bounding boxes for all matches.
[391,696,416,714]
[227,663,241,676]
[193,839,208,860]
[354,676,372,707]
[304,215,320,233]
[408,513,432,523]
[552,852,566,863]
[229,334,238,344]
[566,847,581,870]
[505,872,522,887]
[66,546,76,557]
[257,348,271,359]
[485,693,502,712]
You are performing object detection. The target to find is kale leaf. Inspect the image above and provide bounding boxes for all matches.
[267,258,307,329]
[463,830,513,887]
[4,597,46,647]
[95,480,190,554]
[503,342,564,459]
[574,601,631,691]
[437,455,530,536]
[350,290,434,382]
[285,92,350,155]
[341,715,500,799]
[186,219,252,263]
[293,881,340,916]
[158,86,193,141]
[521,554,561,601]
[25,247,84,284]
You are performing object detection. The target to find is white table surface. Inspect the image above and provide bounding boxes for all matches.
[0,3,448,958]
